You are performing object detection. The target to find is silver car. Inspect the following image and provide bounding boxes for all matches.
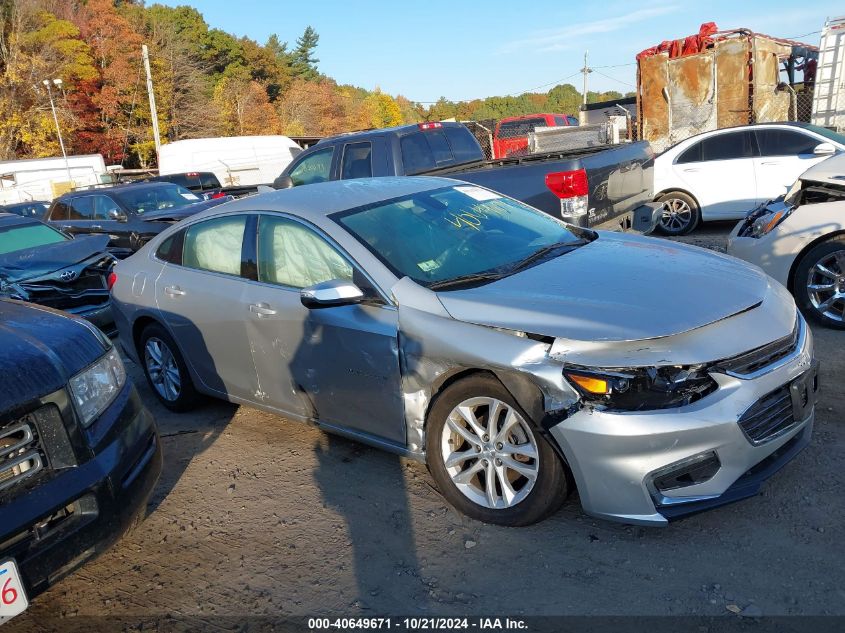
[111,177,818,526]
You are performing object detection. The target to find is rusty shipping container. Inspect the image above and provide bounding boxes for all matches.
[637,29,795,152]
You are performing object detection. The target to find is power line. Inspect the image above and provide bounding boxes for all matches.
[591,69,636,88]
[411,71,582,104]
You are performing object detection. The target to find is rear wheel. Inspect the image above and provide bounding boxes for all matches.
[139,323,201,411]
[656,191,700,235]
[792,237,845,329]
[425,375,569,526]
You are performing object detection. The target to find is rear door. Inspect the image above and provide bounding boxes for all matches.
[672,130,758,219]
[753,128,830,203]
[154,214,259,401]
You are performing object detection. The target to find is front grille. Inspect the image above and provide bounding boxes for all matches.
[0,415,46,494]
[717,319,800,376]
[20,273,109,311]
[738,384,795,444]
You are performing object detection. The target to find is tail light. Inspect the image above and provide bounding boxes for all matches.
[545,169,589,223]
[210,191,227,199]
[107,272,117,290]
[419,122,443,130]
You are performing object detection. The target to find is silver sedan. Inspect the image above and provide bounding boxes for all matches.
[110,176,817,526]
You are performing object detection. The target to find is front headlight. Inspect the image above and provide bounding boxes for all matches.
[563,365,717,411]
[749,210,789,238]
[68,348,126,428]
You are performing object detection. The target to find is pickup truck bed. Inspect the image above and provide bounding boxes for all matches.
[273,122,657,232]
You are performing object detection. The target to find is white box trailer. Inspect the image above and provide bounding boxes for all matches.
[0,154,107,204]
[158,136,302,187]
[812,16,845,132]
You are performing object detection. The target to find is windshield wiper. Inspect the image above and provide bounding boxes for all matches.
[428,271,508,291]
[507,240,587,274]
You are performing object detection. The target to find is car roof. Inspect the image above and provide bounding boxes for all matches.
[316,121,467,145]
[0,212,45,227]
[193,176,465,221]
[57,181,180,199]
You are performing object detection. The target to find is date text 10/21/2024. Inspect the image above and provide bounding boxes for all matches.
[307,618,529,630]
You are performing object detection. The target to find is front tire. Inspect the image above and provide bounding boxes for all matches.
[425,375,569,526]
[656,191,700,235]
[139,323,202,411]
[792,237,845,329]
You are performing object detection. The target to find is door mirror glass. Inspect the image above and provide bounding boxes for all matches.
[273,174,294,190]
[300,279,364,309]
[814,142,836,156]
[108,208,127,221]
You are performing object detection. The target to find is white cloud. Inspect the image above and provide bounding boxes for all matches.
[500,5,681,54]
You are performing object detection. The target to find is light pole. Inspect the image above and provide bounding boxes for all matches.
[42,78,72,184]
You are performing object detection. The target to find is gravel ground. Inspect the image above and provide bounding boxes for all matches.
[8,225,844,630]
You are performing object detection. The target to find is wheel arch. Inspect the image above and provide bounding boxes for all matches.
[653,187,700,208]
[786,229,845,293]
[131,313,205,389]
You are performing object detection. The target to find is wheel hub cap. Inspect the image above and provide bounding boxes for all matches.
[440,397,540,510]
[806,251,845,322]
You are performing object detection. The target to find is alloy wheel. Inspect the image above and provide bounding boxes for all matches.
[440,397,539,509]
[659,198,693,233]
[144,337,182,401]
[806,250,845,323]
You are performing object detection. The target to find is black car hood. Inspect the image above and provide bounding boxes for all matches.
[0,234,111,284]
[139,197,231,222]
[0,300,109,414]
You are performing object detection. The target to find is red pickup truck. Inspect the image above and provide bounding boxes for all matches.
[493,113,578,159]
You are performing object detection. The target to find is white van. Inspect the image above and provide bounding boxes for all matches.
[0,154,108,204]
[158,136,302,187]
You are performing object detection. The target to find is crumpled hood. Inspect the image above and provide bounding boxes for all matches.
[436,232,771,342]
[140,196,231,222]
[0,234,111,284]
[0,300,109,413]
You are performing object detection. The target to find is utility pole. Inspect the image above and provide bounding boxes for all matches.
[142,44,162,158]
[581,50,592,108]
[42,78,72,184]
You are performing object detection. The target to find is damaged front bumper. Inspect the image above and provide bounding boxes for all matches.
[547,316,816,526]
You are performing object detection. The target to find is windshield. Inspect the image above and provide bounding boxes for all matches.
[0,222,68,256]
[113,184,201,215]
[804,124,845,146]
[335,185,585,287]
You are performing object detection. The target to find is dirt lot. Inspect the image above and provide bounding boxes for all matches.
[9,225,845,630]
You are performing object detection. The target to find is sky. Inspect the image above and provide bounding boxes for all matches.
[161,0,835,102]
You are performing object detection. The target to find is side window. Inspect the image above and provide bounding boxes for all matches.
[400,132,436,175]
[91,195,121,220]
[677,142,702,164]
[67,196,94,220]
[567,116,579,126]
[340,142,372,179]
[182,216,247,276]
[155,231,184,265]
[444,126,484,163]
[756,130,819,156]
[699,132,755,161]
[289,147,334,186]
[49,201,69,221]
[200,173,220,189]
[554,116,567,126]
[257,215,353,289]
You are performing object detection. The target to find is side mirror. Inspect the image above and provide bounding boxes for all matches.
[300,279,364,309]
[814,142,836,156]
[273,174,294,190]
[108,208,127,222]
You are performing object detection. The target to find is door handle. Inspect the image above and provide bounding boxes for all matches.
[91,224,102,230]
[682,168,700,173]
[61,225,72,231]
[761,161,781,165]
[164,285,186,297]
[249,302,278,317]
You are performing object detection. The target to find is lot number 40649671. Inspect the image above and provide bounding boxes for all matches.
[0,560,28,624]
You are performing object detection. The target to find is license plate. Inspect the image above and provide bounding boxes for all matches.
[0,560,28,624]
[789,361,819,423]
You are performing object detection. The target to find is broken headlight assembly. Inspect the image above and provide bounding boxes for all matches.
[563,365,718,411]
[739,200,794,238]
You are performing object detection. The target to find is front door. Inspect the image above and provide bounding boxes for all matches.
[154,214,259,401]
[242,213,406,443]
[753,129,830,203]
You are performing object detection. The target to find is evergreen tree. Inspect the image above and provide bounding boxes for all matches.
[291,26,319,80]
